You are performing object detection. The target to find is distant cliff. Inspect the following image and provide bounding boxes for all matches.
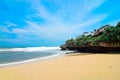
[60,21,120,53]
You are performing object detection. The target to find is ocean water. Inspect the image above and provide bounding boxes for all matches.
[0,47,73,67]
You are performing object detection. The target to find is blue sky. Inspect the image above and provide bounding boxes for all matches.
[0,0,120,47]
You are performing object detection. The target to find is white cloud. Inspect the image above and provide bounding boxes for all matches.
[0,0,108,44]
[21,0,107,39]
[0,22,18,33]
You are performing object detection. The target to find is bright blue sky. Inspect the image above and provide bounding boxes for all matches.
[0,0,120,47]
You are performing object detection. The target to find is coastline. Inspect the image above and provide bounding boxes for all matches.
[0,53,63,67]
[0,53,120,80]
[0,47,74,67]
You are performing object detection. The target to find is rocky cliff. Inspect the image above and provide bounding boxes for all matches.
[60,21,120,53]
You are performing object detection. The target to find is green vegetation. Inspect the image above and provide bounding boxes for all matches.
[64,21,120,47]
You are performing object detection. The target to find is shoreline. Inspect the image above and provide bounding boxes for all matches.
[0,53,63,67]
[0,53,120,80]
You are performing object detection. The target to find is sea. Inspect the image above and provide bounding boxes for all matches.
[0,47,73,67]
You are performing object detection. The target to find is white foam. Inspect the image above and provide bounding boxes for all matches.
[0,46,60,52]
[0,47,75,67]
[0,53,62,67]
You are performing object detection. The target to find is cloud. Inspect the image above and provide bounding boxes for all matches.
[21,0,107,38]
[0,0,108,46]
[24,0,105,35]
[0,22,18,33]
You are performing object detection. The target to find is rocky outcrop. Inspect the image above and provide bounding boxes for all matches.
[60,22,120,53]
[60,44,120,53]
[60,45,67,50]
[98,41,120,47]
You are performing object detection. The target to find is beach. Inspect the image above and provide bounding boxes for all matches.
[0,53,120,80]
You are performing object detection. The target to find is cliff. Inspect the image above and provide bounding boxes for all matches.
[60,21,120,53]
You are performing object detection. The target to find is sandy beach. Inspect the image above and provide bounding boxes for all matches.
[0,53,120,80]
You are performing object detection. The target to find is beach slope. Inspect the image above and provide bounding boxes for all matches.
[0,53,120,80]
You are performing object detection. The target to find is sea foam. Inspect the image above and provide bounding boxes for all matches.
[0,47,74,67]
[0,46,60,52]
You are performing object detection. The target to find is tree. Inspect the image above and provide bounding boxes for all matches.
[116,21,120,27]
[63,21,120,47]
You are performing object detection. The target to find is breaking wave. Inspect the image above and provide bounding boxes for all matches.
[0,46,60,52]
[0,46,74,67]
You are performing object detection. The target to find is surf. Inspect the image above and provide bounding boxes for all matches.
[0,46,60,52]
